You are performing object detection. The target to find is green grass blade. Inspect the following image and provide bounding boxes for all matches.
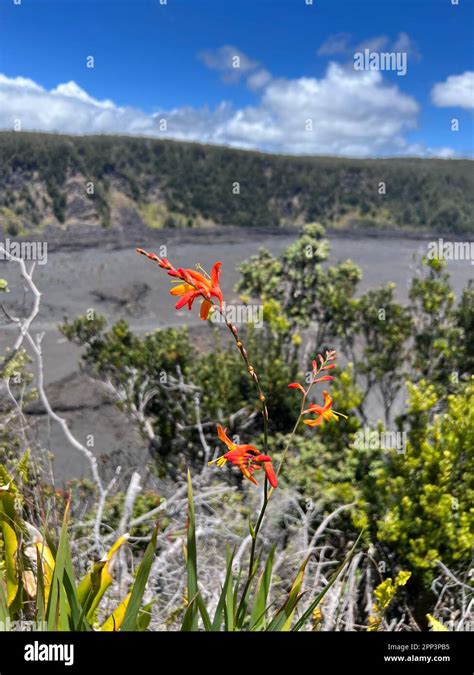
[197,593,212,632]
[235,552,261,629]
[184,469,199,631]
[249,546,275,630]
[232,567,243,618]
[224,564,236,631]
[292,530,364,632]
[265,556,308,632]
[121,525,158,631]
[46,502,71,630]
[211,547,234,631]
[57,518,87,630]
[181,593,199,631]
[250,599,278,631]
[62,565,87,631]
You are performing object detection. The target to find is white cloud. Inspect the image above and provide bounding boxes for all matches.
[431,71,474,110]
[197,45,259,84]
[317,33,352,56]
[0,74,43,91]
[432,147,456,159]
[0,66,452,157]
[50,81,115,109]
[246,69,272,91]
[354,35,390,54]
[355,33,420,59]
[0,75,157,136]
[403,143,456,159]
[320,32,420,60]
[220,64,420,155]
[392,32,421,59]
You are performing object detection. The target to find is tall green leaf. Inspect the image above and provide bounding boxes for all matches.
[184,470,199,631]
[121,526,158,631]
[0,488,19,608]
[266,557,308,632]
[45,503,72,631]
[181,594,198,631]
[235,553,260,629]
[196,594,212,632]
[249,546,275,630]
[210,548,234,632]
[224,569,235,632]
[0,578,8,627]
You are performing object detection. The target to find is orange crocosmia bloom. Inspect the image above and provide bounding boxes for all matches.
[209,424,278,488]
[136,248,224,320]
[302,390,348,427]
[312,375,334,384]
[288,382,306,395]
[169,263,223,320]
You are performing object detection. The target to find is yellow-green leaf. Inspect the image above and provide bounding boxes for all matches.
[427,614,448,632]
[0,489,19,607]
[100,593,131,631]
[77,533,129,622]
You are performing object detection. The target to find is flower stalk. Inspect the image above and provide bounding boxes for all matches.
[136,250,347,603]
[276,350,344,482]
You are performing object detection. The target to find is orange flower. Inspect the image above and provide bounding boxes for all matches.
[288,350,337,397]
[136,248,224,320]
[288,382,306,395]
[209,424,278,488]
[302,390,347,427]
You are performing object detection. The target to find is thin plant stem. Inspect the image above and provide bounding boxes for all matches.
[273,354,340,489]
[138,253,277,606]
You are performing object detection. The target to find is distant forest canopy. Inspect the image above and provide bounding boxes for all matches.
[0,131,473,234]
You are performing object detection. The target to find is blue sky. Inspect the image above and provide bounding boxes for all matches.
[0,0,472,157]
